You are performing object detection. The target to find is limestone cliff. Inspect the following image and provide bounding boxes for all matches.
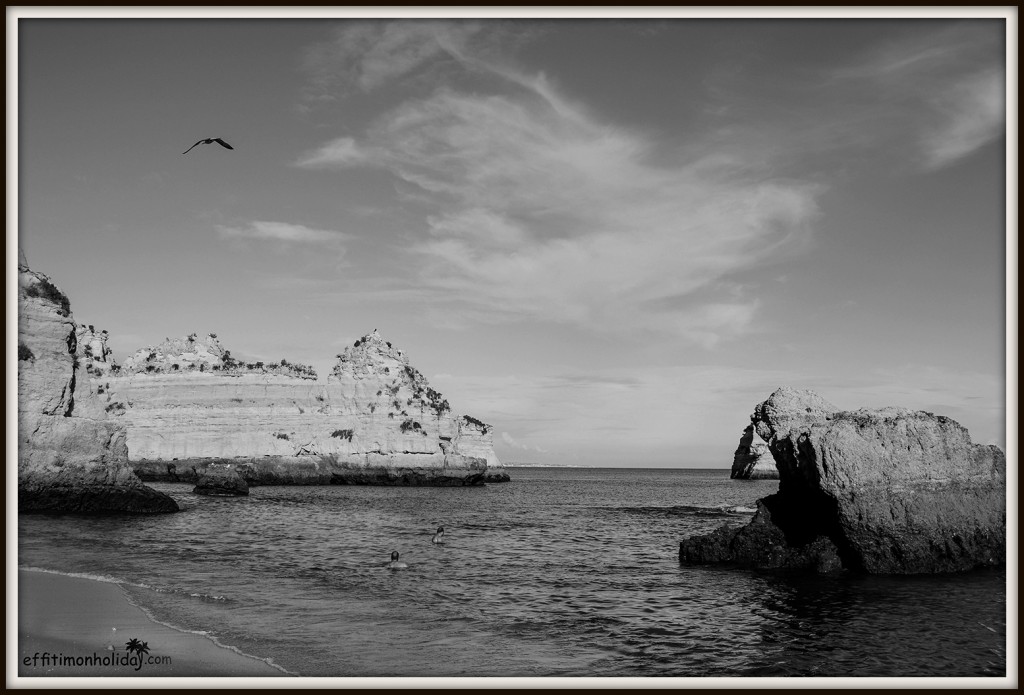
[17,267,178,513]
[106,329,503,486]
[729,424,777,479]
[682,387,1005,574]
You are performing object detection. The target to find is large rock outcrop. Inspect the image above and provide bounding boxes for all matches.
[17,267,179,513]
[106,330,504,486]
[681,387,1005,574]
[729,425,777,479]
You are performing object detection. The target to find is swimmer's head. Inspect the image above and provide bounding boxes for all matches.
[391,551,400,562]
[436,526,444,534]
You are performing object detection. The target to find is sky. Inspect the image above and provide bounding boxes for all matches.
[10,9,1014,467]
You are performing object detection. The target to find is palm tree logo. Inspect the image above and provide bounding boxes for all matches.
[125,638,150,656]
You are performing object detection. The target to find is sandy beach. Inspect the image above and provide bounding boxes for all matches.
[17,569,288,678]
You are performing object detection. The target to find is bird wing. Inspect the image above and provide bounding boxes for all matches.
[182,140,205,154]
[214,138,234,150]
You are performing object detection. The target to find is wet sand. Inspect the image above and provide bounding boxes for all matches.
[17,569,288,677]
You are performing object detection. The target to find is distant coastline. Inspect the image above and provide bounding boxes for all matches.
[503,464,740,471]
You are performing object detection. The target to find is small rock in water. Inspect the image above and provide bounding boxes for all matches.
[193,466,249,496]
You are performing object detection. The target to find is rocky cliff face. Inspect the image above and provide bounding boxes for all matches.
[682,387,1005,574]
[106,330,503,486]
[17,267,178,513]
[729,424,777,479]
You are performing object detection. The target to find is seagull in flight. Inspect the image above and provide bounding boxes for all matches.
[182,138,234,155]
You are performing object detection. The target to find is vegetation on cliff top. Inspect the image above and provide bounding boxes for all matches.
[24,276,71,317]
[122,336,317,379]
[462,414,492,434]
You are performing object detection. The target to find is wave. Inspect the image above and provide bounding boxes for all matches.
[596,504,758,519]
[121,592,296,676]
[20,565,154,590]
[20,565,233,603]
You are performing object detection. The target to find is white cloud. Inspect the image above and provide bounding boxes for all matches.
[920,67,1005,170]
[835,24,1006,170]
[295,137,369,169]
[297,74,820,343]
[214,221,349,245]
[294,21,1003,349]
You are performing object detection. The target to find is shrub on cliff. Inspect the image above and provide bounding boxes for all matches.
[425,387,450,416]
[462,415,491,434]
[25,276,71,316]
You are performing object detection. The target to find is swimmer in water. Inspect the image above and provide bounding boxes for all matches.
[431,526,445,545]
[385,550,407,570]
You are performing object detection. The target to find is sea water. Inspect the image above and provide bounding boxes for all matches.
[18,467,1007,677]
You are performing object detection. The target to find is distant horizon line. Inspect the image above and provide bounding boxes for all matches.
[502,463,734,470]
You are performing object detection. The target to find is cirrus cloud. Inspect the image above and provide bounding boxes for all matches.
[296,53,821,343]
[214,220,350,245]
[830,22,1006,170]
[920,66,1005,170]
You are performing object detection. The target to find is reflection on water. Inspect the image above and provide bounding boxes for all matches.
[19,468,1006,677]
[736,571,1007,677]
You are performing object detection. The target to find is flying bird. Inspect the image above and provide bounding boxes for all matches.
[182,138,234,155]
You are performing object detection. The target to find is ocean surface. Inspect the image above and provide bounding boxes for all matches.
[18,467,1007,678]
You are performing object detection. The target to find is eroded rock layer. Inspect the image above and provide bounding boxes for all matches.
[682,387,1005,574]
[17,267,178,514]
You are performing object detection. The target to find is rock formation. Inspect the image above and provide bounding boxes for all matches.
[17,266,178,514]
[729,388,839,480]
[730,425,777,479]
[482,468,512,483]
[193,465,249,496]
[106,329,504,486]
[681,387,1005,574]
[76,323,115,371]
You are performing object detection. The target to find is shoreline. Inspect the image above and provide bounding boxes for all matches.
[16,568,289,678]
